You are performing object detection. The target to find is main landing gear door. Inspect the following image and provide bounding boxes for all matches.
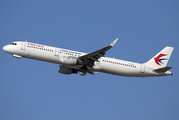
[21,41,27,50]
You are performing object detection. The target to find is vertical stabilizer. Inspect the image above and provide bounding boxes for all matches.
[145,46,174,68]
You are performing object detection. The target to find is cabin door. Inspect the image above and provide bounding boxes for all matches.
[140,65,145,73]
[21,41,27,50]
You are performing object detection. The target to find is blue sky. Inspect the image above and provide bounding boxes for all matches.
[0,0,179,120]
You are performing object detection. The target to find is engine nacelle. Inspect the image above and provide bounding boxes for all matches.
[59,56,82,66]
[58,65,78,74]
[79,69,87,76]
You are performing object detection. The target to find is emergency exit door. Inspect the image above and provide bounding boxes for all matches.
[55,48,59,56]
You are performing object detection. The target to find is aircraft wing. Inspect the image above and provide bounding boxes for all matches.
[79,38,118,66]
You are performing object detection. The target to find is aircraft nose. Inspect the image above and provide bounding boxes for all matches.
[3,45,8,52]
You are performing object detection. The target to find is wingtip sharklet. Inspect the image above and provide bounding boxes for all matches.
[110,38,118,47]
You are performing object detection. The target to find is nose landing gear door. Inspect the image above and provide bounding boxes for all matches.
[21,41,27,50]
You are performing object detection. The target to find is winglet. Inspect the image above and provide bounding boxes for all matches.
[110,38,118,47]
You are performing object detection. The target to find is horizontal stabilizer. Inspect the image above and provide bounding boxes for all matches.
[154,66,172,73]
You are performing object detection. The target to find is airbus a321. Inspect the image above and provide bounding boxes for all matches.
[3,38,174,77]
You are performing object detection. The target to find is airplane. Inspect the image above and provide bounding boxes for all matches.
[3,38,174,77]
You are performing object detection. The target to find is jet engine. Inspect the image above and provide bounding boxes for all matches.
[59,56,82,66]
[79,69,87,76]
[58,65,78,74]
[79,66,87,76]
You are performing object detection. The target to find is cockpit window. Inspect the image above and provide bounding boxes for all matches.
[11,43,17,45]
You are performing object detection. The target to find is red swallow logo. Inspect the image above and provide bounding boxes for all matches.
[154,54,167,65]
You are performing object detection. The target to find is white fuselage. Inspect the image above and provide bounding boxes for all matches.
[3,41,172,77]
